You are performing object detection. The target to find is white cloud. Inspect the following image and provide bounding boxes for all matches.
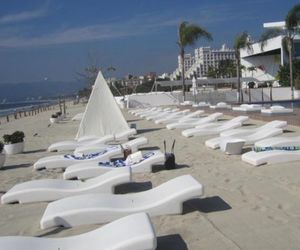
[0,2,48,25]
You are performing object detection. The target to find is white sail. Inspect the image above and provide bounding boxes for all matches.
[76,71,129,139]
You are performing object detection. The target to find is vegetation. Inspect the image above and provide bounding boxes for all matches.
[3,131,25,144]
[206,59,236,78]
[0,141,4,153]
[234,31,252,103]
[276,60,300,89]
[177,21,212,100]
[260,4,300,98]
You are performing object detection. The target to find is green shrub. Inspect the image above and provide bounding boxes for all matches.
[3,131,25,144]
[0,141,3,153]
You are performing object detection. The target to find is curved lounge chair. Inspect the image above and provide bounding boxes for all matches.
[232,104,262,112]
[64,150,165,180]
[242,136,300,166]
[139,108,172,118]
[219,127,283,155]
[166,112,223,130]
[34,137,147,170]
[145,108,180,121]
[1,167,131,204]
[40,175,203,229]
[209,102,231,109]
[261,105,293,115]
[182,116,249,137]
[155,110,204,124]
[205,120,287,149]
[0,213,157,250]
[48,129,137,152]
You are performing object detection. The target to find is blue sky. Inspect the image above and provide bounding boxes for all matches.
[0,0,298,83]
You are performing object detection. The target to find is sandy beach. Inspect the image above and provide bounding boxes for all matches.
[1,103,300,249]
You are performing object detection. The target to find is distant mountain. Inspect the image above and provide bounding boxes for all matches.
[0,80,86,102]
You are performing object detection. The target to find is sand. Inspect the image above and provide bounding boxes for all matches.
[1,103,300,249]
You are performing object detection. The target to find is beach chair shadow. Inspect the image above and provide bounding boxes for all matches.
[152,164,190,173]
[0,163,32,171]
[157,234,188,250]
[114,181,153,194]
[183,196,231,214]
[35,227,67,237]
[23,149,47,154]
[137,128,162,134]
[139,146,161,151]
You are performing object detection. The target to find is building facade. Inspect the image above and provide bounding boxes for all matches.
[172,45,235,80]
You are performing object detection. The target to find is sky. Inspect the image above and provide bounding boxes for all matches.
[0,0,298,83]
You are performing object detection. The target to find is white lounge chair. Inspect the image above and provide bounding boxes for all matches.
[219,127,283,155]
[232,104,262,112]
[166,112,223,130]
[242,136,300,166]
[155,110,204,124]
[209,102,231,109]
[139,108,171,118]
[34,137,148,170]
[48,128,137,152]
[74,136,148,155]
[180,100,193,106]
[40,175,203,229]
[182,116,249,137]
[64,150,165,180]
[261,105,293,115]
[192,102,210,108]
[0,213,157,250]
[71,112,84,121]
[146,108,183,121]
[142,108,179,120]
[1,167,131,204]
[205,120,288,149]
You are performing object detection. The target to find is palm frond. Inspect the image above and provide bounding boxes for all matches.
[259,28,283,51]
[285,4,300,31]
[234,31,252,57]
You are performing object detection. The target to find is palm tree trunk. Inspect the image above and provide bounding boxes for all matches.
[288,38,294,100]
[249,87,251,103]
[236,59,241,103]
[181,48,186,101]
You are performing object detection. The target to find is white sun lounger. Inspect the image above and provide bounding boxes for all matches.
[166,112,223,130]
[0,213,157,250]
[71,112,84,121]
[182,116,249,137]
[205,120,288,149]
[139,108,172,118]
[232,104,262,112]
[74,136,148,155]
[219,127,284,155]
[145,108,180,120]
[192,102,210,108]
[40,175,203,229]
[261,105,293,115]
[130,107,157,116]
[34,137,147,170]
[155,110,204,124]
[48,128,137,152]
[64,150,165,180]
[134,107,165,116]
[1,167,131,204]
[209,102,231,109]
[242,136,300,166]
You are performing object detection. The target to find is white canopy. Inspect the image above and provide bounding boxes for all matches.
[76,71,129,139]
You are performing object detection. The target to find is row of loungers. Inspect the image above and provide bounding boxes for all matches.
[180,101,294,115]
[1,125,204,249]
[133,106,300,167]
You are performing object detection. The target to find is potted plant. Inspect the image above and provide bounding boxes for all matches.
[50,114,59,123]
[0,141,5,167]
[3,131,25,155]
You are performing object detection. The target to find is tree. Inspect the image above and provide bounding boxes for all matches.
[234,32,252,103]
[260,4,300,100]
[177,21,212,101]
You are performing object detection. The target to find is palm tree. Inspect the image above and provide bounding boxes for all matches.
[234,32,252,103]
[260,4,300,100]
[178,21,212,100]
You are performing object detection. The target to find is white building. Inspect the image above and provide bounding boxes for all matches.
[240,21,300,85]
[172,45,235,80]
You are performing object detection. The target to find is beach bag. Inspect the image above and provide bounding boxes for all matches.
[164,140,176,170]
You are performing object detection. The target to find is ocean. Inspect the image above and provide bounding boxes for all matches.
[0,100,56,117]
